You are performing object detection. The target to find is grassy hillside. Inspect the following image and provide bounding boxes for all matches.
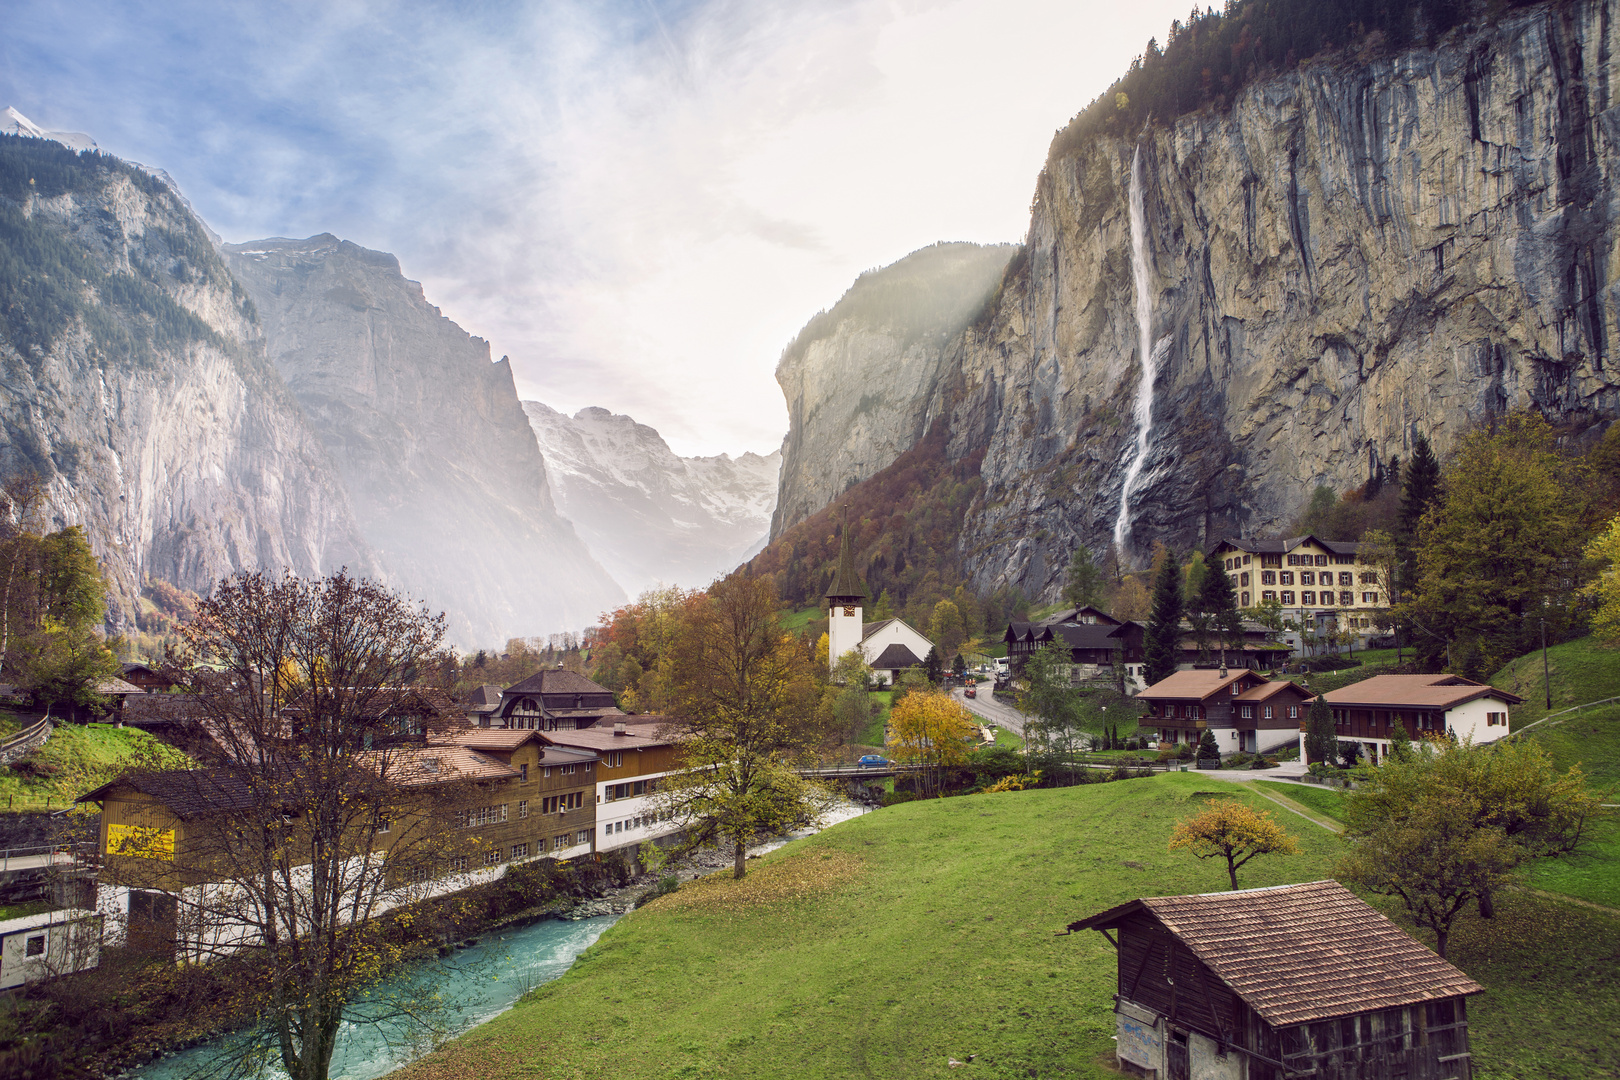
[397,774,1617,1080]
[0,720,176,811]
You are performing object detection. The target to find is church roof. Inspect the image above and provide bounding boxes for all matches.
[869,643,923,670]
[825,512,867,601]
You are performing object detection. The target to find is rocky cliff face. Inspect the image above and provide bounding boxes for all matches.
[774,1,1620,600]
[0,138,379,625]
[525,402,780,597]
[222,237,624,645]
[770,242,1016,538]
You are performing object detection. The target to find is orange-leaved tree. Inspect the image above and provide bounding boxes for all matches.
[1169,801,1299,889]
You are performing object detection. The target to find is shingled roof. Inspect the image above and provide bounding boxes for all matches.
[503,669,614,697]
[868,643,923,670]
[825,511,867,601]
[1068,880,1482,1027]
[1324,674,1523,710]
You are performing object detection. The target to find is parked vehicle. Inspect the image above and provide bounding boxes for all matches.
[964,687,977,699]
[857,755,891,768]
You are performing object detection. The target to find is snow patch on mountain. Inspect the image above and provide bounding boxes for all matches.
[2,107,98,152]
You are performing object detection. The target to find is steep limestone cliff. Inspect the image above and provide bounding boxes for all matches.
[0,136,377,626]
[773,1,1620,600]
[223,236,624,646]
[525,402,780,597]
[770,241,1015,538]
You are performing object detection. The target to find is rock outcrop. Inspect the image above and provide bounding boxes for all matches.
[773,1,1620,600]
[770,241,1016,538]
[525,402,780,597]
[0,137,379,625]
[223,237,624,645]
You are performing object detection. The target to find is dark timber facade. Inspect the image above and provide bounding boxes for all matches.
[1069,881,1481,1080]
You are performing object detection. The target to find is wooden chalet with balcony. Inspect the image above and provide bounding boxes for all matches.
[1068,880,1482,1080]
[1136,668,1312,756]
[489,668,627,731]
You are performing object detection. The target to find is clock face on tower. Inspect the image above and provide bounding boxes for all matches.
[843,606,856,616]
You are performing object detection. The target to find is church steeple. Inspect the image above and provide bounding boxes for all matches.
[825,508,868,604]
[825,509,866,671]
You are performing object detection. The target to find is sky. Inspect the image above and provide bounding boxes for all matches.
[3,0,1195,457]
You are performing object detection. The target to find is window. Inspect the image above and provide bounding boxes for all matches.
[1361,572,1378,584]
[559,763,575,775]
[1240,592,1250,606]
[1262,705,1273,719]
[577,830,590,845]
[1240,705,1253,719]
[520,763,529,782]
[1261,571,1276,585]
[1262,591,1276,602]
[1339,572,1354,587]
[602,824,612,837]
[1300,571,1315,586]
[455,804,510,828]
[1301,591,1316,606]
[518,799,528,819]
[555,834,571,851]
[1242,554,1251,565]
[1288,704,1299,719]
[25,935,44,957]
[1240,572,1249,587]
[1339,591,1354,606]
[1363,592,1379,604]
[484,849,502,866]
[512,843,529,859]
[375,817,390,834]
[449,856,468,872]
[1280,591,1295,605]
[1315,555,1329,567]
[543,765,552,778]
[1487,711,1506,726]
[1279,571,1294,586]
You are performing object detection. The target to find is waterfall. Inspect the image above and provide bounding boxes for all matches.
[1112,144,1156,553]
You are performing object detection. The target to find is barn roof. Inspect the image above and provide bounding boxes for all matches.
[1323,675,1523,709]
[1068,880,1482,1026]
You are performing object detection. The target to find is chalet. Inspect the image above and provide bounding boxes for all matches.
[1003,611,1287,692]
[1317,675,1522,766]
[120,662,181,694]
[491,668,626,730]
[1136,668,1312,755]
[462,683,505,727]
[1068,880,1482,1080]
[825,519,937,685]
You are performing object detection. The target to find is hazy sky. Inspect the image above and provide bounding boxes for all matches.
[4,0,1194,457]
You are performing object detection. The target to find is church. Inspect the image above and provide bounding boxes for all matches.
[825,520,937,686]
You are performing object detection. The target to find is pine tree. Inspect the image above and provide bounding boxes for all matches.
[1143,549,1184,687]
[1197,559,1244,664]
[1305,694,1336,766]
[1196,727,1220,762]
[1062,545,1104,610]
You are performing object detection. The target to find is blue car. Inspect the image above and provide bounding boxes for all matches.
[857,755,891,768]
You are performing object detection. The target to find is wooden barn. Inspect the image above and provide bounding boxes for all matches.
[1067,880,1481,1080]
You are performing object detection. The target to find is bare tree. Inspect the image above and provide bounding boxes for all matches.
[141,570,474,1080]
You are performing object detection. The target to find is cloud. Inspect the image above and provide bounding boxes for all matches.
[1,0,1197,456]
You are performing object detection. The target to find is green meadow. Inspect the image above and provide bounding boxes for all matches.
[397,773,1618,1080]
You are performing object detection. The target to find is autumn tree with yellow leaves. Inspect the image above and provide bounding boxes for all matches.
[887,690,977,796]
[1169,801,1299,890]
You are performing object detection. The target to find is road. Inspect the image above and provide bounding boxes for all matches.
[950,685,1030,736]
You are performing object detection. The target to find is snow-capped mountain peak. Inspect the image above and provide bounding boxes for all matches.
[3,106,98,152]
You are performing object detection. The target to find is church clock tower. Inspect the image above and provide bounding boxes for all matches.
[825,511,867,672]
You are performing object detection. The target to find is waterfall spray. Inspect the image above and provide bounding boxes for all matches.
[1112,144,1156,553]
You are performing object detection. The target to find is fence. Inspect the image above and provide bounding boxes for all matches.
[0,717,52,766]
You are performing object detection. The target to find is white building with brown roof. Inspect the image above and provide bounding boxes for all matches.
[1136,668,1314,756]
[1317,674,1522,765]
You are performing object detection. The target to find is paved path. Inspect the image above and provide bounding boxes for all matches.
[0,850,74,871]
[950,686,1029,736]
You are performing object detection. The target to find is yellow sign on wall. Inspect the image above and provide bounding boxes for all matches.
[107,823,175,861]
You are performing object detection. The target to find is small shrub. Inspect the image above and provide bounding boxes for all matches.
[635,875,680,908]
[1176,742,1195,761]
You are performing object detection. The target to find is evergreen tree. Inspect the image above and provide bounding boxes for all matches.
[1196,727,1220,762]
[1197,559,1244,664]
[1143,549,1183,687]
[923,645,943,683]
[1305,694,1336,765]
[1399,433,1443,541]
[1061,545,1104,610]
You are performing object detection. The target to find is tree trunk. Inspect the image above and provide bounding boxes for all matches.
[1225,855,1239,891]
[1478,889,1495,919]
[1434,927,1448,959]
[733,834,747,879]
